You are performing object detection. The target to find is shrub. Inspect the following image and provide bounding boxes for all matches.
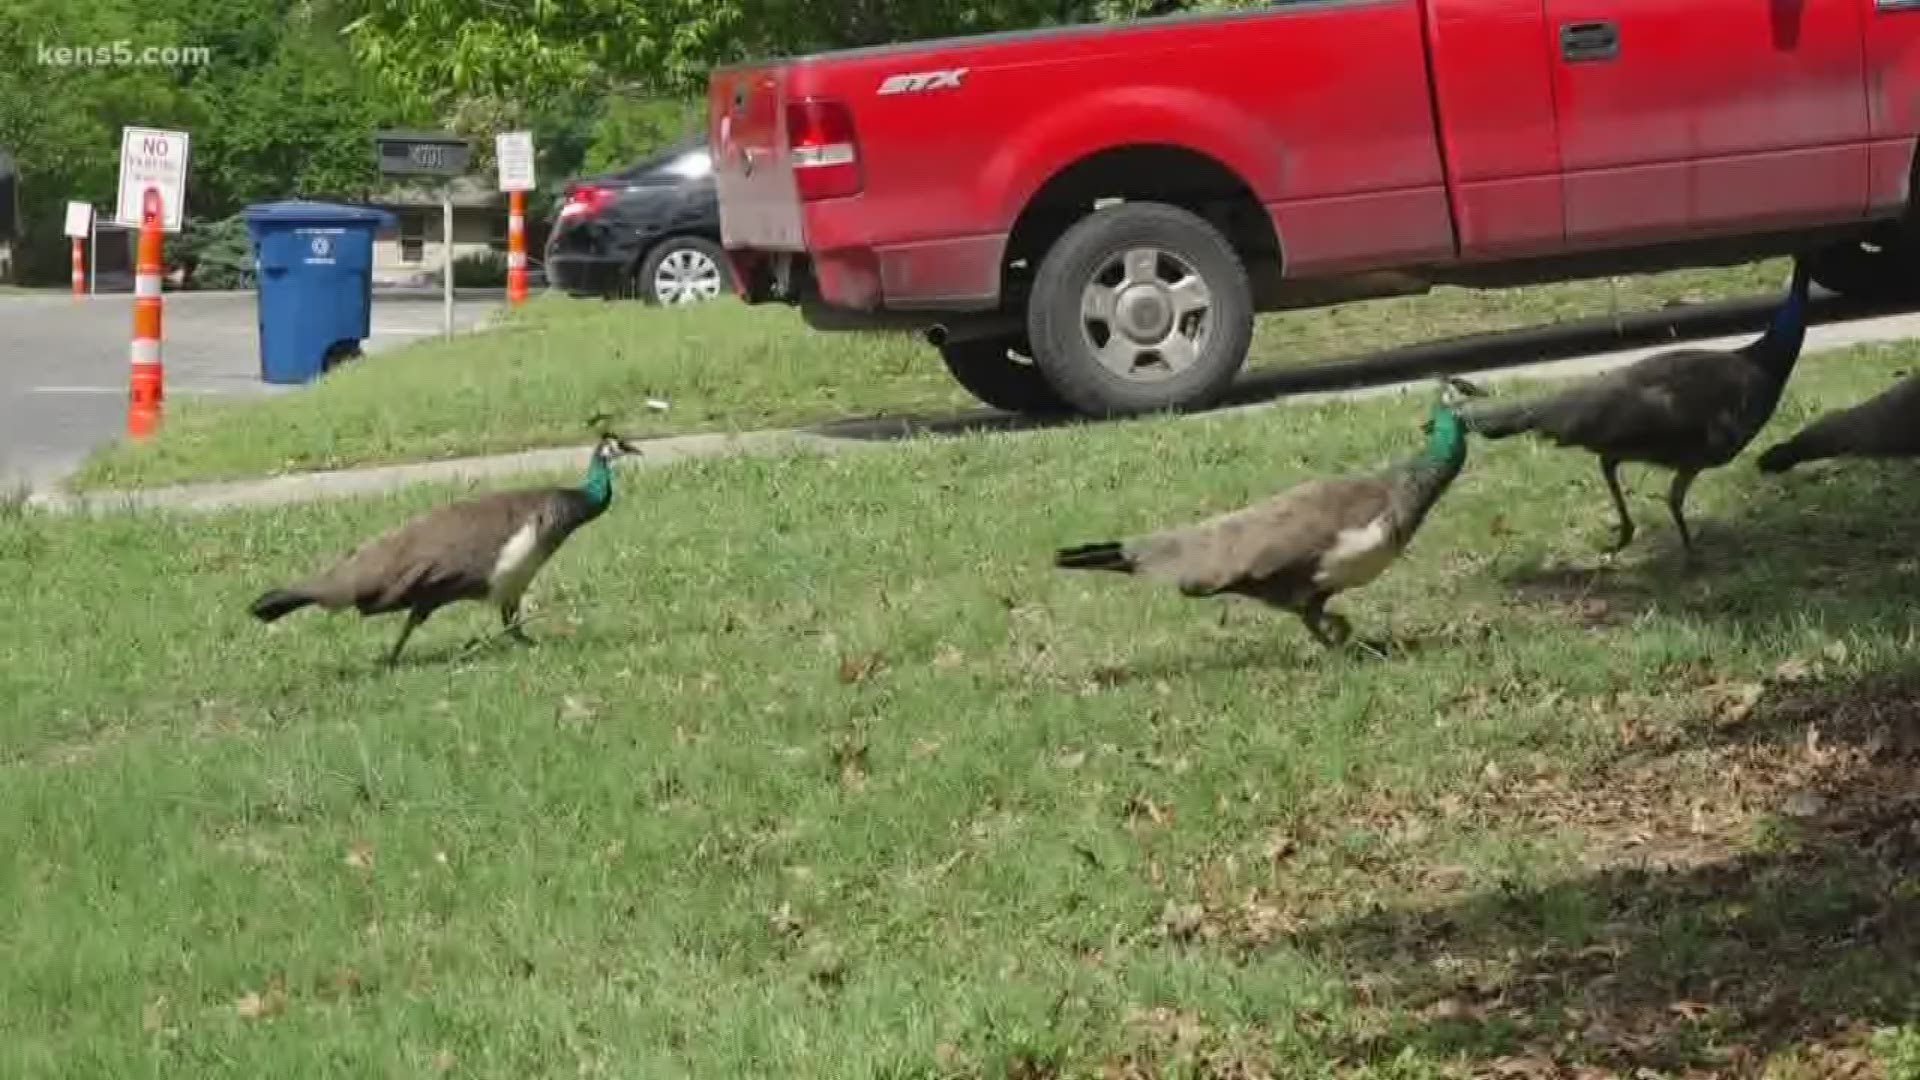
[164,214,255,290]
[452,249,507,288]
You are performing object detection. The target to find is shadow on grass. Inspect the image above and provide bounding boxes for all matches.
[801,290,1914,445]
[1287,666,1920,1074]
[1218,463,1920,1071]
[1497,457,1920,633]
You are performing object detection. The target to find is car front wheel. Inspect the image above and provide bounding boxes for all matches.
[639,236,731,306]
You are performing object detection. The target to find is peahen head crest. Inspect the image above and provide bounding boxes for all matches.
[1421,377,1484,465]
[587,412,644,462]
[581,413,644,507]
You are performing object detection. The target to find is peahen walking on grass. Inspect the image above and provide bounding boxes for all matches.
[1052,378,1485,652]
[1756,371,1920,473]
[249,421,642,667]
[1455,258,1813,564]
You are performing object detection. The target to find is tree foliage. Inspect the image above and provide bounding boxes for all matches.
[582,97,704,175]
[1,0,1258,283]
[0,0,415,282]
[338,0,1236,115]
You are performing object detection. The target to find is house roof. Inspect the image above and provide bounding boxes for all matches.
[365,175,505,210]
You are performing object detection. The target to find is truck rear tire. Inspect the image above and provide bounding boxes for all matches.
[1806,224,1920,303]
[938,337,1073,415]
[1025,201,1254,418]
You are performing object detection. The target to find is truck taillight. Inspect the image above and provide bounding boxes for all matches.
[786,99,862,201]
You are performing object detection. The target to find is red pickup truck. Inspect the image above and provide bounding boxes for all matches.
[708,0,1920,419]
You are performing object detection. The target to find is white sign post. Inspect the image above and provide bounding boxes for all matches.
[496,131,536,192]
[63,201,92,239]
[115,126,190,233]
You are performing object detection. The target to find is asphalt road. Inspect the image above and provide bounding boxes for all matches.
[0,290,492,490]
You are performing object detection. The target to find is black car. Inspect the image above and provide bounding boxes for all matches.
[545,133,731,305]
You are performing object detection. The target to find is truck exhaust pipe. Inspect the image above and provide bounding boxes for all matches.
[925,314,1023,348]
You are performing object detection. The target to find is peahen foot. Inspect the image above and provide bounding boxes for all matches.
[1303,608,1356,651]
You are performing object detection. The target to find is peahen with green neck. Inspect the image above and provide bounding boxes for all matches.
[1455,258,1813,564]
[249,423,642,667]
[1053,378,1484,651]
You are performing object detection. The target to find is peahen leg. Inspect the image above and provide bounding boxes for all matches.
[500,600,534,645]
[1299,593,1354,650]
[1599,457,1635,554]
[384,608,430,668]
[1667,468,1700,564]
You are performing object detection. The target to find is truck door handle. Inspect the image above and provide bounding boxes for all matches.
[1559,20,1619,62]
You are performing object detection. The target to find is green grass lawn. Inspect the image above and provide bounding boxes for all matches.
[9,339,1920,1077]
[67,261,1791,492]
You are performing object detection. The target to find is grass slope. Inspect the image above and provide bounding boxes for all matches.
[9,340,1920,1078]
[67,261,1791,492]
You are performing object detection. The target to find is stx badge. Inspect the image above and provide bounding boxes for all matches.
[878,68,968,95]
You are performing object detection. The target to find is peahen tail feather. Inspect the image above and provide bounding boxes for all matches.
[249,588,315,623]
[1053,540,1135,573]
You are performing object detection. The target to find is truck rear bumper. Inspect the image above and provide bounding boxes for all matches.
[724,232,1006,321]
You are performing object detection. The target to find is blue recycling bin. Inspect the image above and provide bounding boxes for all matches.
[241,200,397,385]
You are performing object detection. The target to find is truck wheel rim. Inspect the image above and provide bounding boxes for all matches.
[1078,247,1213,383]
[655,249,723,303]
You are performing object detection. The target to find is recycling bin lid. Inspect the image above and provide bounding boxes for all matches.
[241,200,397,230]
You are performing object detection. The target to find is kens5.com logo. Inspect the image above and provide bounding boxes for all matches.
[36,40,212,67]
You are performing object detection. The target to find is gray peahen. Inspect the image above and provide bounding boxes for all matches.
[1052,378,1484,651]
[1756,372,1920,473]
[249,424,642,667]
[1455,258,1812,563]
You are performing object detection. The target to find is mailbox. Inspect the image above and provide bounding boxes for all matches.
[372,130,472,179]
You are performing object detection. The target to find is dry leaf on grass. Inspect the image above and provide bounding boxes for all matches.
[1125,795,1174,829]
[1772,656,1820,685]
[837,651,885,684]
[1701,681,1766,727]
[234,976,286,1020]
[832,736,869,791]
[1125,1005,1211,1049]
[1156,900,1218,945]
[558,694,598,724]
[769,900,805,939]
[328,966,364,998]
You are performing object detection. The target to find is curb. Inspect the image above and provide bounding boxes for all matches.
[25,429,895,515]
[26,292,1920,517]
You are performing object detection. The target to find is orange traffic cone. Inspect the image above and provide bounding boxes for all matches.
[507,189,527,305]
[127,188,164,439]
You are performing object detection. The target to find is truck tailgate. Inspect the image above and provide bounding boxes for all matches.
[710,65,806,252]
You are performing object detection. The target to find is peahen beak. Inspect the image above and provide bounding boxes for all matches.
[1437,376,1488,408]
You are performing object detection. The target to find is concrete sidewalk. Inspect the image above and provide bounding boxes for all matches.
[24,304,1920,517]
